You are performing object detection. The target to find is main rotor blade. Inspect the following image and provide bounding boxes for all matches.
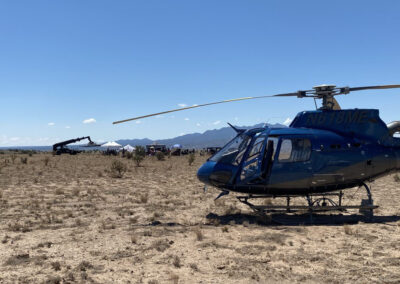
[113,92,298,124]
[349,84,400,92]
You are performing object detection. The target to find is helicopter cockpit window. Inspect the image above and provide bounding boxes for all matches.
[244,134,266,163]
[278,138,311,163]
[209,134,251,165]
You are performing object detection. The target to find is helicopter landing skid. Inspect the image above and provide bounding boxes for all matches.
[236,183,378,222]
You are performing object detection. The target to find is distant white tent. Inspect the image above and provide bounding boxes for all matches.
[101,141,122,148]
[172,144,182,149]
[122,144,135,152]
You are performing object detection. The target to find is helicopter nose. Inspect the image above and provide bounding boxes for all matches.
[197,161,216,186]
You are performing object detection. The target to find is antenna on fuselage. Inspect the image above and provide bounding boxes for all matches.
[227,122,245,134]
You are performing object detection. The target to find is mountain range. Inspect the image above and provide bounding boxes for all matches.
[116,123,285,149]
[0,123,286,150]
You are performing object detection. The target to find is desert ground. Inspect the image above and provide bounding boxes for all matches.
[0,151,400,284]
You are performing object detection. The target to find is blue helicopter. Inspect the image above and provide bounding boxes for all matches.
[114,84,400,216]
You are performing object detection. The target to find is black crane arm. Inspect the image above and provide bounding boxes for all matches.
[52,136,92,151]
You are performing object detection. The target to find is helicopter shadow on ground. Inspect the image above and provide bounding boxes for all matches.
[205,212,400,226]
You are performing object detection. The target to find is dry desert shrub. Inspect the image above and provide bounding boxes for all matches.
[188,153,195,165]
[172,255,181,268]
[156,151,165,161]
[44,275,62,284]
[152,239,171,252]
[139,193,149,204]
[43,156,50,166]
[343,225,354,235]
[195,227,204,241]
[169,273,179,284]
[125,151,133,159]
[130,234,138,244]
[394,174,400,182]
[77,260,93,271]
[20,157,28,164]
[51,261,61,271]
[189,263,199,271]
[4,253,30,266]
[110,160,127,178]
[133,146,146,166]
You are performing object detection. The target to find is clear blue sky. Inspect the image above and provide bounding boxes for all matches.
[1,0,399,146]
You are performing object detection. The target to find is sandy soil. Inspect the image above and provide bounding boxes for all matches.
[0,151,400,284]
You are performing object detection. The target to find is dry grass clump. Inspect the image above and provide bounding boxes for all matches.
[188,153,195,166]
[44,275,62,284]
[77,260,93,271]
[11,153,17,164]
[195,227,204,241]
[151,239,171,252]
[130,234,138,244]
[343,225,354,235]
[139,193,149,204]
[110,160,127,178]
[50,261,61,271]
[189,263,199,271]
[43,156,50,166]
[394,174,400,182]
[133,146,146,166]
[156,151,165,161]
[224,204,240,215]
[172,255,181,268]
[169,273,179,284]
[4,253,30,266]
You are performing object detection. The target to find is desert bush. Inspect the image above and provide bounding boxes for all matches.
[130,234,138,244]
[172,255,181,268]
[133,146,146,166]
[20,157,28,164]
[394,174,400,182]
[51,261,61,271]
[152,239,171,252]
[169,273,179,284]
[344,225,353,235]
[43,156,50,166]
[156,151,165,161]
[188,153,195,166]
[195,228,204,241]
[125,152,133,159]
[139,193,148,204]
[110,160,127,178]
[11,154,17,164]
[189,263,199,271]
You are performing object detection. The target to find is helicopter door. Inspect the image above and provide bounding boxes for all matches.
[268,137,313,189]
[237,134,266,183]
[238,135,276,183]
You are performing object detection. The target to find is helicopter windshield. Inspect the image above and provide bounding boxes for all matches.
[209,134,251,165]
